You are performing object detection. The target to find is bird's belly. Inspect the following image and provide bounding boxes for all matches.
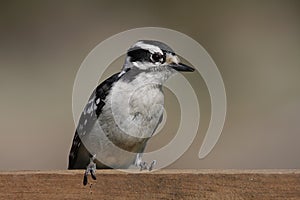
[86,122,143,168]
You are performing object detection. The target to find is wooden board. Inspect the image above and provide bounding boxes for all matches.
[0,169,299,199]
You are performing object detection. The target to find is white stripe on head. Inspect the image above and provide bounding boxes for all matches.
[134,41,163,54]
[132,61,154,70]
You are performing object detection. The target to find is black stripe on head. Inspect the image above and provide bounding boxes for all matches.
[127,49,152,63]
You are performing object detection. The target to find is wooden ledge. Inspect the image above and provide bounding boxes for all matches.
[0,169,299,199]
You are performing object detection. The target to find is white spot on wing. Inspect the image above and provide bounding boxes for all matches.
[118,70,126,77]
[87,105,93,114]
[88,97,94,104]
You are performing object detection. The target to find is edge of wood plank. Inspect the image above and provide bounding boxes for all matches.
[0,169,299,175]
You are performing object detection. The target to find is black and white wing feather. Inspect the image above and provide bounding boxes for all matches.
[68,72,121,169]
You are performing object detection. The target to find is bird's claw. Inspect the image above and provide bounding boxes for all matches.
[83,155,97,186]
[148,160,156,171]
[139,160,156,171]
[90,169,97,180]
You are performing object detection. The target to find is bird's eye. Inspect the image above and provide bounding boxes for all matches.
[151,53,163,63]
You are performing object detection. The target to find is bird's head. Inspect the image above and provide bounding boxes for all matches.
[122,40,195,74]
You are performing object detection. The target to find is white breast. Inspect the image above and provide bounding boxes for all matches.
[108,76,164,139]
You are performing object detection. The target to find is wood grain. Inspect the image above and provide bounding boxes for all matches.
[0,169,299,200]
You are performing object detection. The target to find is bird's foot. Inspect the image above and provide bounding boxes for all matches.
[83,155,97,186]
[135,153,156,171]
[138,160,157,171]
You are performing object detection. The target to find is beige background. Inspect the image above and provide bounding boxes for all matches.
[0,1,299,170]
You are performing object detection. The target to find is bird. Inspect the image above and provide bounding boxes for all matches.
[68,40,195,185]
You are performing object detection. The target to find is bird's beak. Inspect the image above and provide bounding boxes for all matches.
[166,53,195,72]
[169,62,195,72]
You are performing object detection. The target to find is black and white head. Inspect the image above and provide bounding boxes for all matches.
[120,40,194,77]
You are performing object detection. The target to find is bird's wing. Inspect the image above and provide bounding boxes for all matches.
[68,72,121,169]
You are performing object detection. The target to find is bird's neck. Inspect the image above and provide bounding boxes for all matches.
[121,66,176,86]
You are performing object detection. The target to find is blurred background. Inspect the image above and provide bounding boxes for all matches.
[0,0,299,170]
